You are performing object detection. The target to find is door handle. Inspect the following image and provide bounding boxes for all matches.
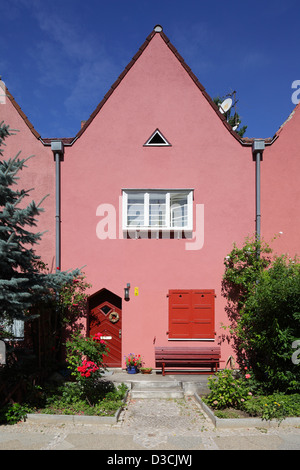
[119,329,122,338]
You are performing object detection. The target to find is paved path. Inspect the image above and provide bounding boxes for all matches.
[1,394,300,451]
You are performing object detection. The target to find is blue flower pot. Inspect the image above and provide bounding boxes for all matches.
[127,366,137,374]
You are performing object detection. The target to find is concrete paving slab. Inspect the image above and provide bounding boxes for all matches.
[278,434,300,450]
[54,433,144,450]
[0,428,58,450]
[215,434,283,450]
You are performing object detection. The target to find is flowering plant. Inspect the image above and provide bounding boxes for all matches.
[92,332,106,345]
[124,353,142,368]
[66,330,109,380]
[77,360,99,378]
[204,369,251,410]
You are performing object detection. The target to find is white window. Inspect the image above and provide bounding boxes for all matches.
[122,189,193,231]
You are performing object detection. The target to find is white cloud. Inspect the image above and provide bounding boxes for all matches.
[169,21,216,75]
[240,52,270,70]
[22,1,120,121]
[64,58,119,117]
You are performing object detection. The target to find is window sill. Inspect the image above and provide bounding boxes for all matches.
[168,338,215,341]
[123,229,193,239]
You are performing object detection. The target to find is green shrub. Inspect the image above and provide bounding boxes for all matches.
[29,382,128,417]
[244,393,300,420]
[204,369,300,423]
[240,256,300,392]
[204,369,251,410]
[0,403,28,425]
[222,237,300,393]
[66,330,109,380]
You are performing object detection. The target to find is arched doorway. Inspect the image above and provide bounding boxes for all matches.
[88,288,122,367]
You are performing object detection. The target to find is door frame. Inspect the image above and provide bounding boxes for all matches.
[88,288,122,367]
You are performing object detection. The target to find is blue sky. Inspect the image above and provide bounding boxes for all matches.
[1,0,300,139]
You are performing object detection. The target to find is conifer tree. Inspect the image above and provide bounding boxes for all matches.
[0,121,79,329]
[213,94,247,137]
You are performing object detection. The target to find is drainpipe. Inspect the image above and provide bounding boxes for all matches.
[252,140,265,255]
[51,141,64,271]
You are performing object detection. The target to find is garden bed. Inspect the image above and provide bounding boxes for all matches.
[195,393,300,428]
[22,381,129,425]
[0,378,129,425]
[26,388,129,425]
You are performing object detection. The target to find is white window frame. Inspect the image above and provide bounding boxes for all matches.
[122,189,193,232]
[144,129,171,146]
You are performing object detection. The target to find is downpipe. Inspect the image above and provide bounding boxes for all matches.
[252,139,265,257]
[51,141,64,271]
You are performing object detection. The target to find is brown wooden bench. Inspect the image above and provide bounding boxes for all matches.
[155,346,221,375]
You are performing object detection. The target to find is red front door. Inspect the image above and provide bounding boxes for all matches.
[88,289,122,367]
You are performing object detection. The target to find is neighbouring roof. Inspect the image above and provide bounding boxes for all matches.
[4,26,278,147]
[2,82,41,139]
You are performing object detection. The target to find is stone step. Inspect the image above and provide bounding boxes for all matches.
[130,380,184,399]
[130,386,184,399]
[131,380,182,389]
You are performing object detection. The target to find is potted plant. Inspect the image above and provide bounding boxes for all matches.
[124,353,142,374]
[140,367,152,374]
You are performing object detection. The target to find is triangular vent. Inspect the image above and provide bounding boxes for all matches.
[144,129,171,146]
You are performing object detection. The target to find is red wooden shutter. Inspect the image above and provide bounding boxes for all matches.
[168,290,191,339]
[168,289,215,339]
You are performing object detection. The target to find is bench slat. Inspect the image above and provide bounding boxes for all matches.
[155,346,221,376]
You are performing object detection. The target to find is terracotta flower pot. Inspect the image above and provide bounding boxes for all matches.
[140,368,152,374]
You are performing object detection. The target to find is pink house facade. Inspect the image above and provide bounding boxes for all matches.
[2,26,300,369]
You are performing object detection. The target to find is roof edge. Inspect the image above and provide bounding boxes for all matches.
[2,82,41,140]
[1,27,282,147]
[158,31,248,145]
[70,29,158,143]
[65,26,273,147]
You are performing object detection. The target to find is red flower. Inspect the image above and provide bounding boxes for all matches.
[77,359,99,377]
[93,333,106,345]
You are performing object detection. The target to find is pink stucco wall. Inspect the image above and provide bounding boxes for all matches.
[6,30,298,370]
[1,93,56,272]
[262,106,300,259]
[60,33,255,368]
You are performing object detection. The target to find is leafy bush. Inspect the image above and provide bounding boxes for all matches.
[222,237,300,393]
[203,369,300,423]
[239,256,300,392]
[65,330,111,405]
[204,369,251,410]
[244,393,300,422]
[66,330,109,379]
[221,236,272,366]
[32,382,128,416]
[0,403,29,425]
